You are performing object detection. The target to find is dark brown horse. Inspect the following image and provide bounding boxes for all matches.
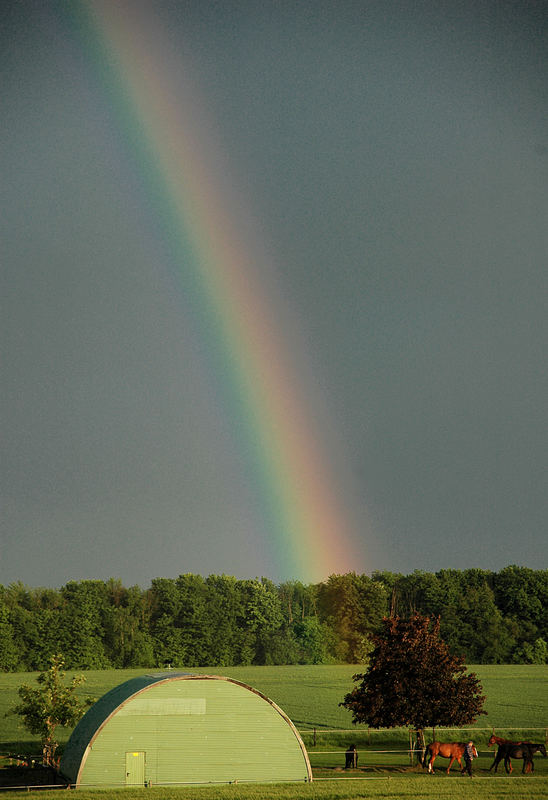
[345,744,358,769]
[502,743,535,774]
[503,743,546,774]
[488,734,546,774]
[488,734,522,773]
[422,742,467,773]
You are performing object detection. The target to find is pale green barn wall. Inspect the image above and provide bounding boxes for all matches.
[61,674,311,787]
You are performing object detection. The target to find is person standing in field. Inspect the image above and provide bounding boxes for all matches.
[461,741,478,777]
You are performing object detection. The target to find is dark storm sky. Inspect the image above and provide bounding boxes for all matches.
[2,0,547,587]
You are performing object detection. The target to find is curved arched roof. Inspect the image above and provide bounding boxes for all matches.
[61,672,179,781]
[61,673,311,786]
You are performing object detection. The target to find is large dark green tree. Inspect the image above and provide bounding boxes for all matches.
[318,572,387,661]
[340,614,486,749]
[58,581,109,669]
[493,566,548,639]
[237,578,283,664]
[103,580,154,668]
[205,574,241,666]
[0,597,18,671]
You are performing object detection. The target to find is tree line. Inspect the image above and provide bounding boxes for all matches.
[0,566,546,672]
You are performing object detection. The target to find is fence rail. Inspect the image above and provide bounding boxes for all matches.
[298,726,548,749]
[298,727,548,732]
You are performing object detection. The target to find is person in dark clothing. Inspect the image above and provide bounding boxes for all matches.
[461,741,478,777]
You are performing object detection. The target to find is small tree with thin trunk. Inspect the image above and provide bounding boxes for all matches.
[340,614,486,757]
[10,654,93,767]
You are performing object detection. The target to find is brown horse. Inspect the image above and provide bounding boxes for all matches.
[488,734,521,747]
[488,734,522,773]
[502,743,546,774]
[487,734,546,774]
[422,742,467,773]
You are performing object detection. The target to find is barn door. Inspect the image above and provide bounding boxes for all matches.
[125,751,146,785]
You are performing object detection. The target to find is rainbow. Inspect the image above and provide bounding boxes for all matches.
[72,1,367,582]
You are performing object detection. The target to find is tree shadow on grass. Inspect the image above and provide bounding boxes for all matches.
[0,765,64,788]
[0,743,67,789]
[314,764,423,778]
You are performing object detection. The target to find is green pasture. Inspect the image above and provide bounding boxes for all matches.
[3,663,547,744]
[1,664,547,798]
[1,775,548,800]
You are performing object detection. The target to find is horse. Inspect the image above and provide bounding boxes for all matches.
[422,742,467,774]
[345,744,358,769]
[488,733,522,748]
[488,734,521,772]
[501,743,535,774]
[488,734,525,773]
[488,735,545,774]
[503,743,546,774]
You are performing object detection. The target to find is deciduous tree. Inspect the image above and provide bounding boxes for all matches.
[10,654,93,766]
[318,573,387,661]
[340,614,486,751]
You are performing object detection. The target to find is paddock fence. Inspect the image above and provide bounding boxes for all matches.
[298,727,548,770]
[1,728,547,790]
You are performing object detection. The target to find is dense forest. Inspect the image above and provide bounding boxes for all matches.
[0,567,546,671]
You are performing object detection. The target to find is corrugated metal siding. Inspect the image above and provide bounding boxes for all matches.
[71,676,310,787]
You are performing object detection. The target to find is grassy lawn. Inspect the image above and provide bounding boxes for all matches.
[1,775,548,800]
[2,663,547,741]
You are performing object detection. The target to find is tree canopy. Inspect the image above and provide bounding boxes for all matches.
[0,568,546,670]
[340,614,486,733]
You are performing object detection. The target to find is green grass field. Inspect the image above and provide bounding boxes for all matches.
[1,664,547,798]
[1,775,548,800]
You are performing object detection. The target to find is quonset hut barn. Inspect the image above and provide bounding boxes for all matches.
[60,673,312,788]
